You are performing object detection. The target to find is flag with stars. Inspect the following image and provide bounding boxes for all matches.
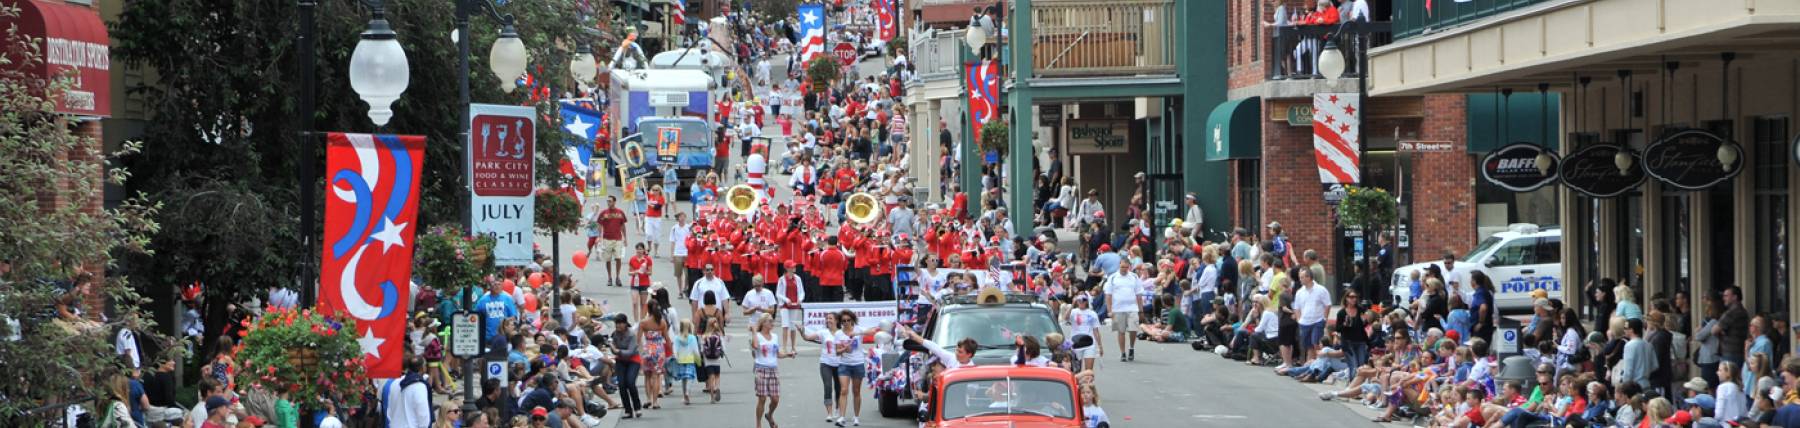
[797,3,827,64]
[875,0,897,43]
[1312,93,1361,184]
[561,101,603,204]
[320,132,425,379]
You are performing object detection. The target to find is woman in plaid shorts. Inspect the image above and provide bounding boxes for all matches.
[751,315,793,428]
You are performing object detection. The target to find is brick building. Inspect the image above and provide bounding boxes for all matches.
[1204,0,1556,293]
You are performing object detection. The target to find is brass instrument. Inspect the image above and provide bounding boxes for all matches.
[726,184,761,215]
[845,192,880,224]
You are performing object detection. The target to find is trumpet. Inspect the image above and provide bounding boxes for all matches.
[726,184,761,215]
[845,192,880,224]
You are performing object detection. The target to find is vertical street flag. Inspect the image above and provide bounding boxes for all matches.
[320,132,426,379]
[469,104,538,267]
[875,0,897,43]
[1312,93,1361,184]
[671,0,687,26]
[797,3,828,64]
[965,60,1000,145]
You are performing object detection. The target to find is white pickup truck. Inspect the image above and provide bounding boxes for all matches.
[1389,224,1564,312]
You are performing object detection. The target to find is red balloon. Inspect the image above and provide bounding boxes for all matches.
[528,272,548,288]
[572,252,590,270]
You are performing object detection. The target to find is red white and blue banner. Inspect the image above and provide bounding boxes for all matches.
[671,0,687,26]
[320,132,426,379]
[875,0,897,43]
[797,3,828,64]
[966,60,1000,145]
[1312,93,1361,184]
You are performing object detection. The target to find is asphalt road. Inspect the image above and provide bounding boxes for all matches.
[529,54,1383,427]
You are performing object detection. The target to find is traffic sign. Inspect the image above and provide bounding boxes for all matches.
[486,360,508,384]
[1496,328,1519,354]
[451,311,480,357]
[833,42,858,66]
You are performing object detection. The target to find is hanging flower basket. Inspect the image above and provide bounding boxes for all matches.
[231,308,368,409]
[415,224,497,294]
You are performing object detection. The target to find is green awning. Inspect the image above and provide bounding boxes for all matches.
[1205,96,1261,161]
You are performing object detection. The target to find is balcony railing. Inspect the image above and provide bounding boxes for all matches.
[1268,20,1392,81]
[1031,0,1176,77]
[908,28,963,79]
[1392,0,1551,39]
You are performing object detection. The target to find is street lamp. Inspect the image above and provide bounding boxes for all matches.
[964,24,987,53]
[490,25,529,93]
[570,44,597,92]
[348,4,410,126]
[1317,40,1347,82]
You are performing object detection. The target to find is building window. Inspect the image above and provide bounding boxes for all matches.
[1661,184,1690,298]
[1238,160,1261,234]
[1753,117,1789,313]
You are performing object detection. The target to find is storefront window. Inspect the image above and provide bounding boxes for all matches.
[1753,117,1789,314]
[1660,184,1690,298]
[1237,161,1260,237]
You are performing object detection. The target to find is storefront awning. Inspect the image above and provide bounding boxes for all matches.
[1204,96,1260,161]
[14,0,111,117]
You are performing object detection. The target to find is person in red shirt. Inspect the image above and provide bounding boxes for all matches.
[645,185,666,255]
[950,184,969,222]
[628,243,654,320]
[684,230,708,297]
[596,196,630,288]
[811,236,849,302]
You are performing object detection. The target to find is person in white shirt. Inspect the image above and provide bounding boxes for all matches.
[690,264,732,327]
[741,275,779,325]
[115,324,141,370]
[775,266,807,351]
[1065,294,1103,371]
[670,213,691,288]
[1104,264,1148,362]
[1293,269,1334,361]
[1250,294,1281,365]
[383,356,432,428]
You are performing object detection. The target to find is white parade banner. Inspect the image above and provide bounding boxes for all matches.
[802,301,897,335]
[467,103,537,266]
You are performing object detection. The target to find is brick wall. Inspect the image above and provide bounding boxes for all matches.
[1409,94,1477,260]
[1259,102,1336,270]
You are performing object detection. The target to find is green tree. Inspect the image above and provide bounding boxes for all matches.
[109,0,605,335]
[0,2,163,419]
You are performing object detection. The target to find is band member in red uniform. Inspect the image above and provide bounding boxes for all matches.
[811,236,849,302]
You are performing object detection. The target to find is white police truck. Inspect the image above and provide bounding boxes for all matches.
[1389,224,1562,312]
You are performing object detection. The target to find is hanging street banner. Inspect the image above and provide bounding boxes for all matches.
[966,60,1000,145]
[1642,129,1743,190]
[468,103,537,266]
[1559,144,1645,198]
[1481,142,1561,192]
[321,132,426,378]
[875,0,898,43]
[1313,93,1361,185]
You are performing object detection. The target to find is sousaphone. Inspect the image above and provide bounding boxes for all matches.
[845,192,880,224]
[726,184,761,215]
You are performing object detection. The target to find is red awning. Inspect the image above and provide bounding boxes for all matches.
[11,0,112,117]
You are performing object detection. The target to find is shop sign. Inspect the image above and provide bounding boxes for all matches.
[1066,119,1130,155]
[1558,144,1645,198]
[1480,143,1561,192]
[1642,129,1742,190]
[1285,105,1313,127]
[1039,105,1062,127]
[1322,183,1348,206]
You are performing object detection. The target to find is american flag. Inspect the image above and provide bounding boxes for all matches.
[671,0,687,26]
[1312,93,1361,184]
[797,3,827,64]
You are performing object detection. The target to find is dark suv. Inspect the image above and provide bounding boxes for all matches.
[877,293,1062,418]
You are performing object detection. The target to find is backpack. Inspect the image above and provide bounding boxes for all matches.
[701,335,725,360]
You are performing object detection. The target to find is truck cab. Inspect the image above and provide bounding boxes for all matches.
[881,280,1061,419]
[923,366,1086,428]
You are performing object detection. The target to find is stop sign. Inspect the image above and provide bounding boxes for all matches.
[833,42,858,66]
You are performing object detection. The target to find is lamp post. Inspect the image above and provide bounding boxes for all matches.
[450,0,527,418]
[297,0,412,306]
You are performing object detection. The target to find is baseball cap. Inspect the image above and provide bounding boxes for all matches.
[1266,221,1281,229]
[1666,410,1694,426]
[1529,289,1550,300]
[1684,377,1709,393]
[532,406,549,418]
[205,396,230,413]
[1098,244,1112,252]
[1683,394,1716,411]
